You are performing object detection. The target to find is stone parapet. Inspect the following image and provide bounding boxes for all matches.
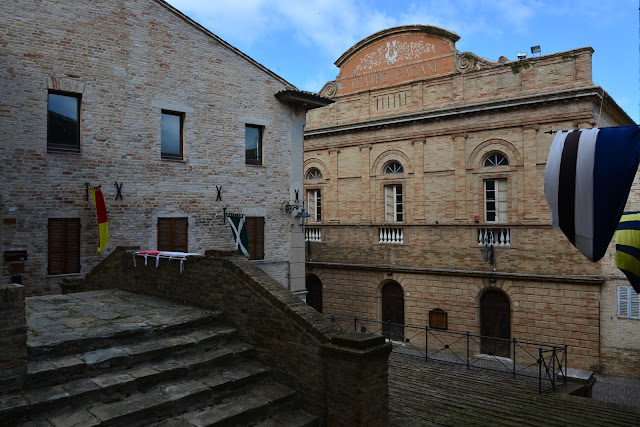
[64,247,391,425]
[0,284,27,394]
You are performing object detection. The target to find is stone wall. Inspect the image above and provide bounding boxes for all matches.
[307,263,601,371]
[0,284,27,394]
[64,247,392,425]
[0,0,298,295]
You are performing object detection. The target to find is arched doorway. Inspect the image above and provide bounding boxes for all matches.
[480,290,511,357]
[305,274,323,314]
[381,281,404,341]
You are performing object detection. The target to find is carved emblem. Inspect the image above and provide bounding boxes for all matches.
[355,40,436,72]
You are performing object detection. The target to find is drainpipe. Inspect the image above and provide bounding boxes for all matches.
[598,290,602,372]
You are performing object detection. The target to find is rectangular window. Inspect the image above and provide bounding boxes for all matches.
[307,189,321,223]
[385,184,403,223]
[161,110,184,160]
[245,216,265,260]
[47,91,81,151]
[484,179,507,222]
[157,217,188,252]
[618,286,640,319]
[245,124,263,165]
[48,218,81,275]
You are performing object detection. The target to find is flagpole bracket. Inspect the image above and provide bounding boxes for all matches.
[280,201,304,214]
[223,207,244,225]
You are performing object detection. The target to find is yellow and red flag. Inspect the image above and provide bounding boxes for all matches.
[89,187,109,253]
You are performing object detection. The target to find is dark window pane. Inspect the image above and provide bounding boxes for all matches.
[161,112,183,158]
[245,125,262,164]
[48,93,80,150]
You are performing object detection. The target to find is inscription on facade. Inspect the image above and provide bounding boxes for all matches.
[351,60,437,90]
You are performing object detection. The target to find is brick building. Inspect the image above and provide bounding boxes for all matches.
[0,0,329,296]
[303,25,639,373]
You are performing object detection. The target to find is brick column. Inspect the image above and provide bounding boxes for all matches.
[322,332,392,426]
[0,283,27,394]
[328,149,340,223]
[412,138,426,223]
[522,125,539,221]
[359,144,372,224]
[453,133,468,221]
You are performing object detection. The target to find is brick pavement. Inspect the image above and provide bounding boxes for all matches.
[388,353,640,426]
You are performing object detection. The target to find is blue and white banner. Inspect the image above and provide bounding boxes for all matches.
[544,126,640,261]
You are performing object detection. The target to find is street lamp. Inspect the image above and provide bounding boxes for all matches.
[481,243,494,266]
[295,208,310,232]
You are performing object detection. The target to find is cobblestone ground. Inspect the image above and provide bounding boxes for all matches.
[592,374,640,408]
[388,353,640,426]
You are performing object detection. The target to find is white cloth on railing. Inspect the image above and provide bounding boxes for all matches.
[132,251,202,273]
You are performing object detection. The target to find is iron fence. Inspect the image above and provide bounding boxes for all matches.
[329,316,567,394]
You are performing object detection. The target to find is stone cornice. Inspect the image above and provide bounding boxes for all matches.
[306,261,604,285]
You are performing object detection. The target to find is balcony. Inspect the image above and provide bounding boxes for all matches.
[305,227,322,242]
[477,228,510,247]
[379,227,404,244]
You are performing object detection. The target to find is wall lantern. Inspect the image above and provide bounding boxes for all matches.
[481,244,494,265]
[295,208,310,232]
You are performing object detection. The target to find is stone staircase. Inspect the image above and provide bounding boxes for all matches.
[0,294,317,426]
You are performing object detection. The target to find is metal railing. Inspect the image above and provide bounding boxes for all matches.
[329,316,567,394]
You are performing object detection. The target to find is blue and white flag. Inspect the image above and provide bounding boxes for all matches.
[544,126,640,262]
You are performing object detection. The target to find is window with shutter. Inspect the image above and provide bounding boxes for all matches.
[157,217,188,252]
[307,189,321,223]
[48,218,81,275]
[245,217,265,260]
[618,286,640,319]
[385,184,402,223]
[484,178,507,222]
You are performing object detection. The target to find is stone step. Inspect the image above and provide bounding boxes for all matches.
[28,308,222,361]
[253,408,319,427]
[156,381,297,426]
[44,362,275,427]
[26,325,237,388]
[1,342,258,424]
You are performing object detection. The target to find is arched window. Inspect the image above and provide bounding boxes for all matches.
[306,168,322,180]
[384,161,404,174]
[483,153,509,167]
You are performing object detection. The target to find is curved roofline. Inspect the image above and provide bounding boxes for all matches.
[335,25,461,68]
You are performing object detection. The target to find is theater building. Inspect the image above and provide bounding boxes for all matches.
[303,25,638,373]
[0,0,330,296]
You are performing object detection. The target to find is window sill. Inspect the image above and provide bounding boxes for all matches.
[246,163,264,167]
[48,148,81,154]
[47,273,82,278]
[161,157,186,163]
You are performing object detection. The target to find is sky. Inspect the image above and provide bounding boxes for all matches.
[166,0,639,122]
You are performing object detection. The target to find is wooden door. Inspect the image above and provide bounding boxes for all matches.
[305,275,323,314]
[381,282,404,341]
[480,290,511,357]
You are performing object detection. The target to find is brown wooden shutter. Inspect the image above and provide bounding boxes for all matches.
[48,218,80,275]
[255,217,264,260]
[157,218,172,251]
[48,218,64,275]
[65,218,81,274]
[174,217,188,252]
[246,217,265,260]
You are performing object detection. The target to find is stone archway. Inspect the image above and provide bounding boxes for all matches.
[480,289,511,358]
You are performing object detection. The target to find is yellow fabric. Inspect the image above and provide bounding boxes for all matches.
[616,250,640,276]
[89,187,109,254]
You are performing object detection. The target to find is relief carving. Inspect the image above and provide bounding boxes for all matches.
[354,39,436,72]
